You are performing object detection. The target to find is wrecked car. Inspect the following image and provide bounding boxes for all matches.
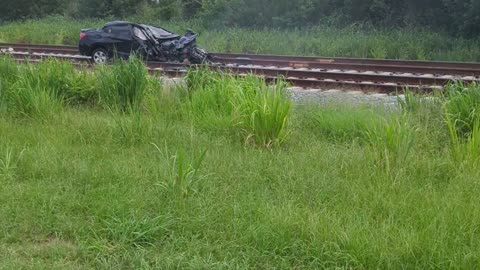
[79,21,210,64]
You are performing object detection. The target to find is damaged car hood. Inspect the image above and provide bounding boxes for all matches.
[139,24,179,40]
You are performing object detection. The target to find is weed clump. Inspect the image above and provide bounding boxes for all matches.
[5,59,68,119]
[444,82,480,166]
[153,143,208,198]
[0,56,18,113]
[95,214,173,248]
[185,68,292,147]
[364,114,415,174]
[185,67,234,120]
[232,76,291,147]
[98,57,148,113]
[444,82,480,138]
[0,57,98,118]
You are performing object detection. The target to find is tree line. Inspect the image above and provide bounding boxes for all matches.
[1,0,479,36]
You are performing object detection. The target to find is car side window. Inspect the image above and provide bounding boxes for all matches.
[111,25,132,40]
[133,27,147,41]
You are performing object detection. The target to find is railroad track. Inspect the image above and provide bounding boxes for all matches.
[2,42,480,93]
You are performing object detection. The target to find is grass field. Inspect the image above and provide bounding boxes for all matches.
[1,56,480,268]
[1,16,480,62]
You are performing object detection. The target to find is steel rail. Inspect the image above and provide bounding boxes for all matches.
[0,43,77,49]
[4,46,478,76]
[214,58,480,76]
[4,46,479,93]
[2,43,480,77]
[146,61,476,86]
[3,42,480,69]
[13,57,430,93]
[212,53,480,70]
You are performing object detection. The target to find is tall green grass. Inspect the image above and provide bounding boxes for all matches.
[184,67,235,128]
[310,105,381,142]
[98,57,148,112]
[6,60,65,119]
[232,77,291,147]
[0,56,18,113]
[0,58,98,118]
[94,214,173,249]
[364,114,415,175]
[309,104,415,175]
[1,57,292,147]
[444,82,480,138]
[185,68,291,146]
[2,57,480,268]
[2,16,480,61]
[0,146,25,181]
[447,117,480,168]
[153,143,208,198]
[443,82,480,167]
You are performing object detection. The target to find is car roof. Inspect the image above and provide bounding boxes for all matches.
[104,21,133,27]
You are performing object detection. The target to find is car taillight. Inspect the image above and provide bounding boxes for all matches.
[80,33,86,39]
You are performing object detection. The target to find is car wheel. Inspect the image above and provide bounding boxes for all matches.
[92,48,109,64]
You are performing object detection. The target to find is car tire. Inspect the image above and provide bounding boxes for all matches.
[92,48,109,64]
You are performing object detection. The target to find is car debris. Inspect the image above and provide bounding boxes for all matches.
[79,21,211,64]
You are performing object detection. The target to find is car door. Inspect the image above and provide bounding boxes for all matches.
[107,25,134,58]
[131,26,146,55]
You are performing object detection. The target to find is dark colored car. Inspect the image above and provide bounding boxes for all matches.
[79,21,210,64]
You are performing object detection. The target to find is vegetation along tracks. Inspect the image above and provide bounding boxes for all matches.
[2,42,479,93]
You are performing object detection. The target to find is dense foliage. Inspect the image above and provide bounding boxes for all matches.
[0,0,479,36]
